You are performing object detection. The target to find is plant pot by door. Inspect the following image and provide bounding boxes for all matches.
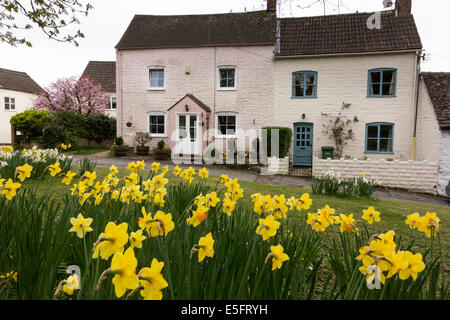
[114,146,129,157]
[136,146,150,156]
[153,149,171,160]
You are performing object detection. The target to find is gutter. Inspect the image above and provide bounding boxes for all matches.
[274,49,422,59]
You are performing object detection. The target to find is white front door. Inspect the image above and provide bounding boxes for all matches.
[176,114,201,155]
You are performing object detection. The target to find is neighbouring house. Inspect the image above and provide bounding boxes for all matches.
[0,67,43,144]
[416,72,450,196]
[81,61,117,118]
[115,7,277,155]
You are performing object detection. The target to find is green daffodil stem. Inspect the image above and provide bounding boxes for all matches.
[162,237,175,300]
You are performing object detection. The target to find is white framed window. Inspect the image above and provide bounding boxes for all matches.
[149,67,165,90]
[4,97,15,110]
[215,112,237,138]
[106,96,117,110]
[147,112,167,137]
[218,67,237,90]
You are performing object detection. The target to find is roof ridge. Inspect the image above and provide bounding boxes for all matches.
[0,67,28,75]
[279,9,397,20]
[133,10,267,18]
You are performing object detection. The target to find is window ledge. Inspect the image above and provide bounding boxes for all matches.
[291,96,317,99]
[364,151,394,154]
[215,134,237,139]
[217,88,237,91]
[148,88,166,91]
[149,134,168,138]
[366,95,397,98]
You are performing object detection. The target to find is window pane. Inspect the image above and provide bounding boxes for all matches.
[380,125,393,138]
[150,115,165,134]
[227,78,235,88]
[5,97,9,103]
[382,70,394,83]
[367,126,378,138]
[367,139,378,151]
[370,83,380,95]
[379,139,393,152]
[150,69,164,87]
[111,97,117,109]
[219,68,235,88]
[305,85,315,96]
[382,83,394,96]
[294,73,305,86]
[370,72,381,83]
[306,73,315,85]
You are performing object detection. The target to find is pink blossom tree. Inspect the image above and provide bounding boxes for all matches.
[35,76,108,116]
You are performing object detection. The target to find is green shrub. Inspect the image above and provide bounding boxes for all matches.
[262,127,293,159]
[41,123,67,149]
[10,110,52,142]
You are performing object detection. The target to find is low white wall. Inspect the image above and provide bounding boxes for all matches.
[263,156,289,175]
[438,131,450,196]
[313,157,439,195]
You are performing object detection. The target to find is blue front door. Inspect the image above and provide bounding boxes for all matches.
[293,123,313,167]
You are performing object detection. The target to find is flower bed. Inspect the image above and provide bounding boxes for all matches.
[0,147,447,300]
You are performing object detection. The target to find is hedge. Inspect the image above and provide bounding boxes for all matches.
[10,110,52,142]
[262,127,293,159]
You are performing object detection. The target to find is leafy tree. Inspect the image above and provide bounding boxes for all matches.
[0,0,92,47]
[34,76,108,116]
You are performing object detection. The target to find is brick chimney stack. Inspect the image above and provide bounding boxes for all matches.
[395,0,412,16]
[267,0,277,13]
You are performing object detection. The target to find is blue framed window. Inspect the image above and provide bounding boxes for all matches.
[292,71,317,98]
[368,68,397,97]
[365,123,394,153]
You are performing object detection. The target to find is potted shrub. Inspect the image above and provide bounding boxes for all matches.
[153,140,171,160]
[112,136,129,157]
[135,132,151,156]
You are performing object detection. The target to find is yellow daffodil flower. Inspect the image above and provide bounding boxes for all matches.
[139,258,168,300]
[16,164,33,182]
[62,274,79,295]
[198,167,209,179]
[256,215,280,241]
[93,222,129,260]
[269,244,290,270]
[1,179,21,200]
[197,232,215,262]
[110,165,118,175]
[69,213,93,238]
[49,162,62,177]
[129,230,146,249]
[362,206,381,224]
[111,247,140,298]
[62,171,76,185]
[418,212,440,238]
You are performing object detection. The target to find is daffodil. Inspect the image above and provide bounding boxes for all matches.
[220,174,229,184]
[62,274,79,295]
[62,171,76,185]
[222,198,236,216]
[198,167,209,179]
[256,215,280,240]
[93,222,129,260]
[110,248,140,298]
[296,193,312,211]
[139,258,168,300]
[418,212,440,238]
[83,171,97,186]
[125,173,139,188]
[362,206,381,224]
[110,165,118,175]
[339,214,358,234]
[16,164,33,182]
[69,213,93,238]
[196,232,215,262]
[405,212,421,230]
[173,165,182,176]
[151,162,160,172]
[307,212,329,232]
[1,179,21,200]
[269,244,289,270]
[397,252,425,281]
[129,230,146,249]
[149,211,175,237]
[187,206,208,227]
[138,207,153,234]
[136,160,146,171]
[49,162,62,177]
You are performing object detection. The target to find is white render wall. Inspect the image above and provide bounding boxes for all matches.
[0,88,37,144]
[438,131,450,196]
[274,52,419,161]
[313,157,439,195]
[116,45,274,150]
[415,79,441,162]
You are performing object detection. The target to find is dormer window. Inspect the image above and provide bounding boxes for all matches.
[218,67,236,90]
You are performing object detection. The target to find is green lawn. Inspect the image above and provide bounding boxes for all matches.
[66,146,110,155]
[27,165,450,266]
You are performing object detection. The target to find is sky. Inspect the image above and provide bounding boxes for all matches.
[1,0,449,88]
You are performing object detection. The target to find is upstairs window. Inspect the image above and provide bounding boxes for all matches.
[366,123,394,153]
[218,67,236,90]
[149,68,165,89]
[4,97,15,110]
[107,96,117,110]
[292,71,317,98]
[368,68,397,97]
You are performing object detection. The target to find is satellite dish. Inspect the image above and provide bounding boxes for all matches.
[383,0,394,8]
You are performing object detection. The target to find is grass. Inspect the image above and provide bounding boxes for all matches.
[28,165,450,267]
[66,146,109,156]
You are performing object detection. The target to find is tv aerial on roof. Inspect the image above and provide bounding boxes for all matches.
[383,0,394,8]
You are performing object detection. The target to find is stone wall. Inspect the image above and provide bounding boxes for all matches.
[313,157,439,195]
[264,156,289,175]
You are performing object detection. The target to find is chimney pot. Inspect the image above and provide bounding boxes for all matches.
[267,0,276,13]
[395,0,412,16]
